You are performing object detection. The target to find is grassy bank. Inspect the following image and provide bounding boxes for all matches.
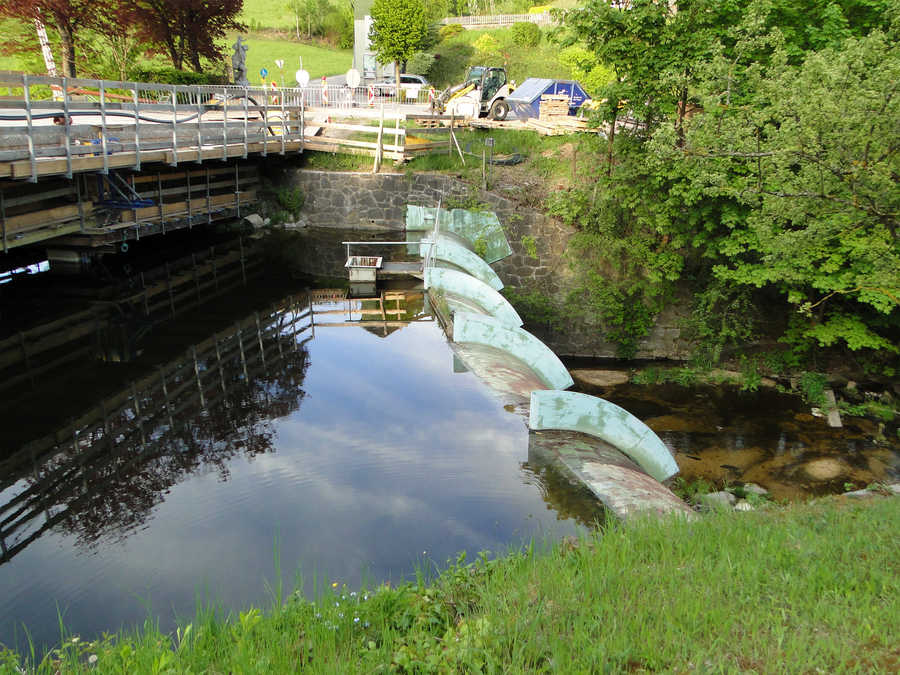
[2,496,897,672]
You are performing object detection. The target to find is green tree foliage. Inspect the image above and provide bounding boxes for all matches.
[406,51,436,77]
[510,22,540,48]
[675,31,900,354]
[557,0,899,365]
[370,0,429,72]
[438,23,464,40]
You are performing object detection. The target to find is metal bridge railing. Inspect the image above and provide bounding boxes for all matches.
[0,71,434,182]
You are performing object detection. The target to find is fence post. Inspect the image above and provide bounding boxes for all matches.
[100,81,109,174]
[63,77,73,178]
[373,104,384,173]
[132,82,141,171]
[170,85,178,166]
[23,74,37,183]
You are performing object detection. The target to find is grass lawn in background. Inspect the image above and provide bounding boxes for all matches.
[240,0,298,32]
[231,33,352,84]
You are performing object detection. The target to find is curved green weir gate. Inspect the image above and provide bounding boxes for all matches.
[408,202,690,520]
[529,390,680,483]
[424,267,523,328]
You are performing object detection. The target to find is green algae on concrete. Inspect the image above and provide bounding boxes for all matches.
[452,312,574,391]
[420,235,504,290]
[406,205,512,264]
[425,268,522,328]
[529,390,680,483]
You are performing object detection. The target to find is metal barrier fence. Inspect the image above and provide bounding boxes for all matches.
[0,71,436,182]
[439,12,554,26]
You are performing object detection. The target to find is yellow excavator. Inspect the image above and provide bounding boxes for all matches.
[433,66,510,120]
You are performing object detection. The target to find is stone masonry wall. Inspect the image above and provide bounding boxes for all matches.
[283,169,691,359]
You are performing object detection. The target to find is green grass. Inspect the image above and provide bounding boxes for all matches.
[229,33,352,84]
[3,497,898,673]
[240,0,299,32]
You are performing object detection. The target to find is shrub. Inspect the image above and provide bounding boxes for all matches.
[511,22,541,47]
[439,24,464,40]
[132,67,227,86]
[407,52,436,77]
[473,34,501,55]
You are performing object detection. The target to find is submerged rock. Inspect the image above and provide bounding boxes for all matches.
[803,458,847,481]
[570,369,631,388]
[742,483,769,496]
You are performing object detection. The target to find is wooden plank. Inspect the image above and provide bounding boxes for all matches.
[8,151,168,179]
[117,191,256,222]
[319,122,405,136]
[130,165,250,185]
[4,203,94,233]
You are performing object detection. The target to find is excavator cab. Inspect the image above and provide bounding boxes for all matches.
[435,66,510,120]
[481,68,507,103]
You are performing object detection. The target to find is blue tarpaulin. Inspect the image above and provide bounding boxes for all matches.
[506,78,590,120]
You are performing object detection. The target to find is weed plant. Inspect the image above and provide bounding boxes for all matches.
[2,498,897,672]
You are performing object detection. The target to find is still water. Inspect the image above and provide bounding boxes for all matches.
[0,283,601,653]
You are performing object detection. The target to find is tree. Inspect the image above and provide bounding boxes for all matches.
[134,0,245,71]
[674,31,900,354]
[0,0,112,76]
[369,0,428,81]
[287,0,327,39]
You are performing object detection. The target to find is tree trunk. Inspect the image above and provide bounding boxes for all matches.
[675,82,688,147]
[54,18,77,77]
[607,109,617,177]
[295,15,300,40]
[188,32,203,72]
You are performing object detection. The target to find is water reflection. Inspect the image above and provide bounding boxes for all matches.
[0,284,595,653]
[1,296,312,562]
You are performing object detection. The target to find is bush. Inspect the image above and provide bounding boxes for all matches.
[438,23,464,40]
[132,67,227,86]
[407,52,436,77]
[473,34,501,55]
[511,22,541,47]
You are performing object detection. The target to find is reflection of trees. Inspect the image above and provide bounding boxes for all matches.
[524,431,613,530]
[521,461,610,530]
[0,298,312,562]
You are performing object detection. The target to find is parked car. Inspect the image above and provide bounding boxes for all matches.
[372,73,430,97]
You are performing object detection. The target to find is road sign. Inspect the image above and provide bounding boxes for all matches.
[346,68,361,89]
[260,68,268,78]
[296,69,310,87]
[275,59,284,69]
[485,138,495,147]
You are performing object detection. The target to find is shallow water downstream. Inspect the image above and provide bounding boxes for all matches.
[570,371,899,501]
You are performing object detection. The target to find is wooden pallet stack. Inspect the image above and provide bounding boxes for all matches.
[539,94,570,121]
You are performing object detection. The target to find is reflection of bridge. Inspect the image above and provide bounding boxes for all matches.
[0,238,261,395]
[0,293,313,564]
[0,287,432,564]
